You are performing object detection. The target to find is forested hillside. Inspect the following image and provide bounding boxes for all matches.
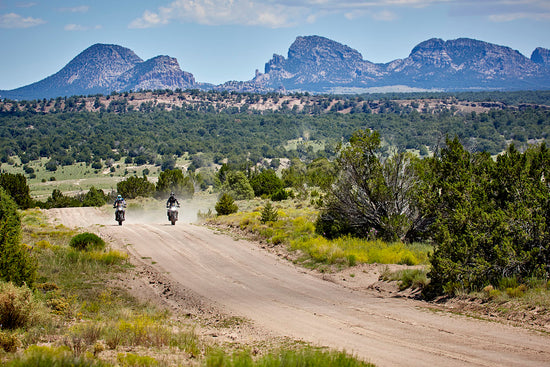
[1,90,550,168]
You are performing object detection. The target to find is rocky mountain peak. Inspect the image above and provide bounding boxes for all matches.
[116,55,195,91]
[260,35,380,90]
[387,37,546,90]
[0,44,196,99]
[531,47,550,67]
[61,43,143,88]
[287,35,365,65]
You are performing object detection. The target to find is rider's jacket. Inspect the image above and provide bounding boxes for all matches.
[166,196,179,207]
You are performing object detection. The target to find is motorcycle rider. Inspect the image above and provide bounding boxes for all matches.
[114,194,126,207]
[166,192,180,220]
[113,194,127,219]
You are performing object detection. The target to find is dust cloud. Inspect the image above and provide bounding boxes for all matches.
[113,196,216,226]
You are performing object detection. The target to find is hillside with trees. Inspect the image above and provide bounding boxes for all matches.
[1,90,550,171]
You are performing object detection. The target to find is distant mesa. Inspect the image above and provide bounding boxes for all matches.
[2,36,550,100]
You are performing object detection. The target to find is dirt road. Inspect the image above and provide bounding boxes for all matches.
[49,207,550,366]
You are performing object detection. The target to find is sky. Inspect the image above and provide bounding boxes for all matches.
[1,0,549,90]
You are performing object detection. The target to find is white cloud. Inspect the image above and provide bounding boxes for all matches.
[345,8,399,21]
[489,12,550,22]
[0,12,45,28]
[129,10,169,28]
[64,23,102,31]
[372,9,399,20]
[59,6,90,13]
[128,0,550,29]
[449,0,550,22]
[16,2,38,8]
[129,0,311,28]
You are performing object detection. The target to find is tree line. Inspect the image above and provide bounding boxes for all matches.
[317,130,550,296]
[1,105,549,170]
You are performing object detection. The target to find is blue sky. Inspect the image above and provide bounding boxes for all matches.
[1,0,549,90]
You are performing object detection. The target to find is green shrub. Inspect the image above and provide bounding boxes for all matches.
[221,171,254,200]
[260,201,278,223]
[0,187,37,286]
[117,352,159,367]
[82,187,107,207]
[270,188,289,201]
[506,284,527,298]
[215,193,238,216]
[42,189,82,209]
[397,269,429,290]
[250,169,283,197]
[482,285,501,300]
[0,282,47,330]
[380,268,429,291]
[117,175,155,199]
[69,233,106,252]
[499,277,519,290]
[0,173,33,209]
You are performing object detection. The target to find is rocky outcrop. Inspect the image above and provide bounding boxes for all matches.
[531,47,550,67]
[258,35,383,90]
[256,36,550,92]
[115,55,195,92]
[386,38,548,89]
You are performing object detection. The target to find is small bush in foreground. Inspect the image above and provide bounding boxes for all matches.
[69,233,105,252]
[0,330,20,352]
[380,268,429,291]
[0,282,48,330]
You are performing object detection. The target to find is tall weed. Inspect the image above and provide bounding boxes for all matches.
[5,345,109,367]
[380,268,429,290]
[206,347,373,367]
[291,236,429,267]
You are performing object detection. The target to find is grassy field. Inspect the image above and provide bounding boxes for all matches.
[0,156,193,199]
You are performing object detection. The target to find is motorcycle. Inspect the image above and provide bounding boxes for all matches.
[167,204,179,225]
[114,202,126,225]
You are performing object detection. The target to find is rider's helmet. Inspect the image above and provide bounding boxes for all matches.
[117,195,122,199]
[170,192,175,197]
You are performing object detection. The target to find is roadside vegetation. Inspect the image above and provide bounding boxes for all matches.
[206,199,430,271]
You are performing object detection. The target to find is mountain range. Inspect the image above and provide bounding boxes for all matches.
[2,35,550,100]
